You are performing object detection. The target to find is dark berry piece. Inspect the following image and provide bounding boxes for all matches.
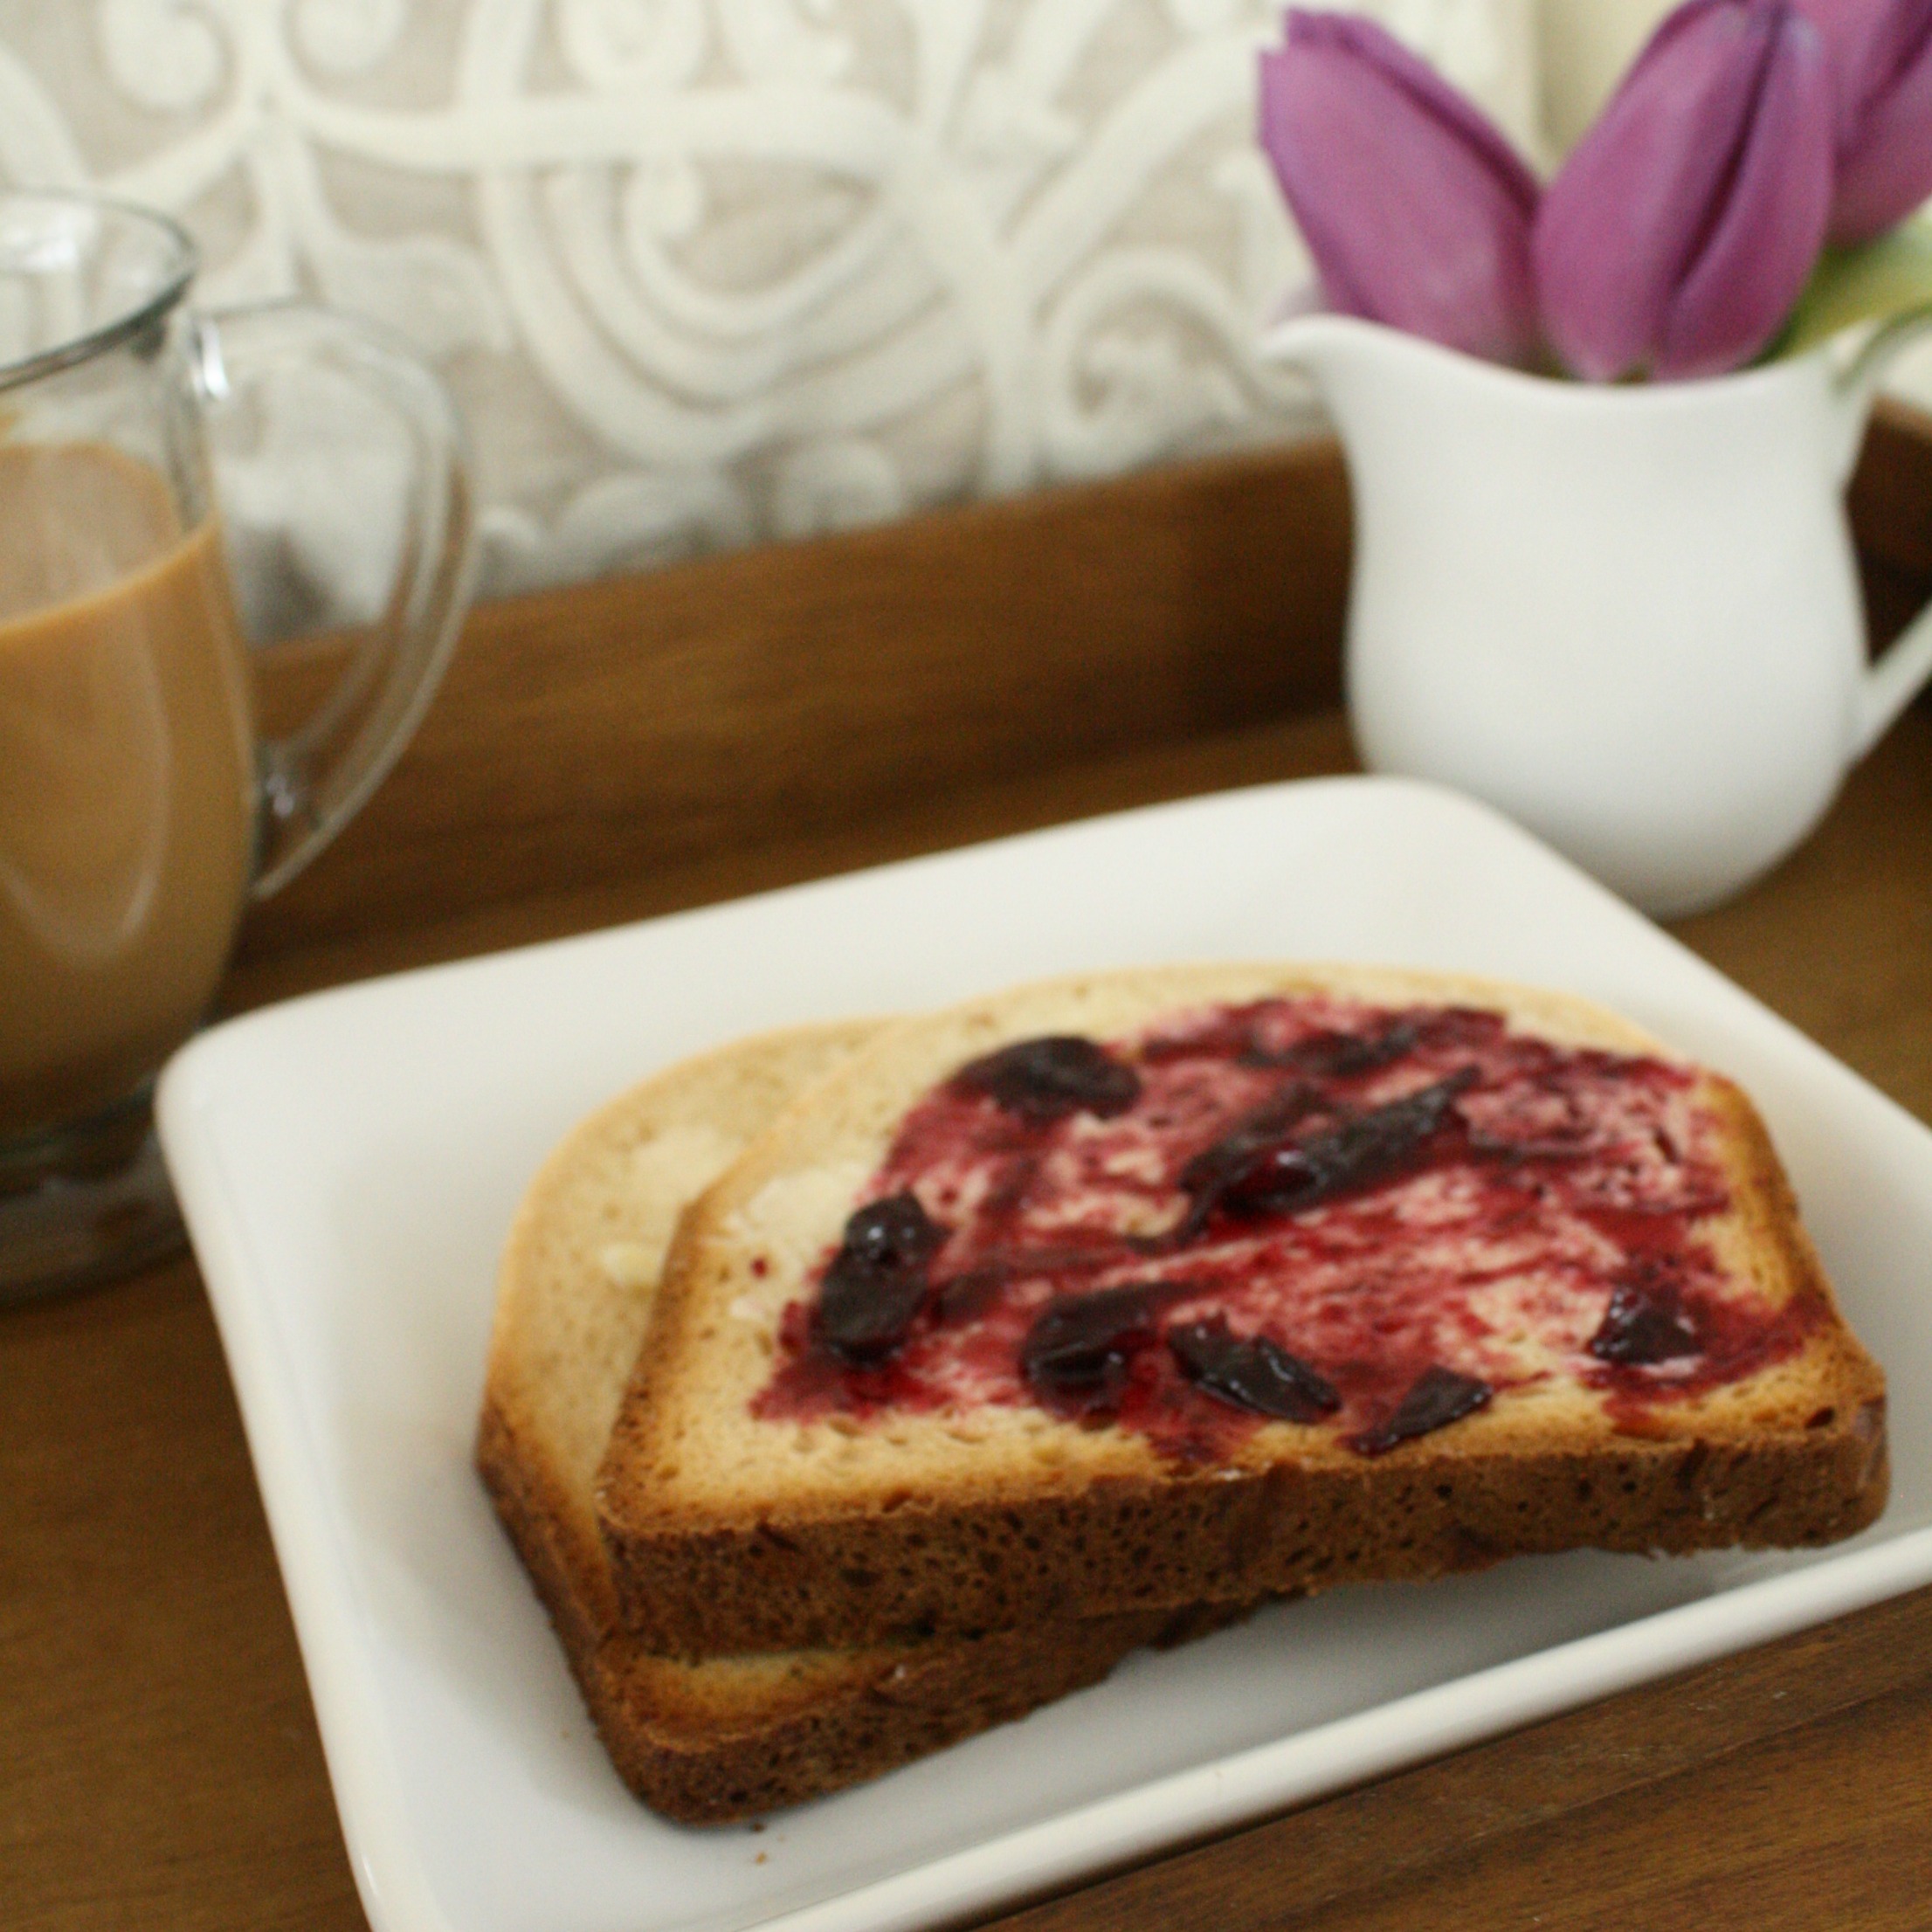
[1351,1366,1492,1455]
[1021,1281,1175,1411]
[818,1259,927,1363]
[1170,1318,1339,1422]
[955,1035,1142,1123]
[814,1191,948,1363]
[1183,1068,1476,1227]
[841,1190,947,1273]
[1177,1084,1321,1192]
[1589,1281,1700,1365]
[1321,1022,1419,1073]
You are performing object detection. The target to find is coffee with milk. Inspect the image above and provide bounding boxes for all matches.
[0,444,254,1144]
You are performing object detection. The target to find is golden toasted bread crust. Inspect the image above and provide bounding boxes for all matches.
[598,965,1888,1657]
[477,1022,1234,1822]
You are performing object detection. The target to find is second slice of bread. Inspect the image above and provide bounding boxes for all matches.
[598,964,1888,1659]
[477,1022,1237,1821]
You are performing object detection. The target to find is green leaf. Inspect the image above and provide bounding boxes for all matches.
[1778,217,1932,358]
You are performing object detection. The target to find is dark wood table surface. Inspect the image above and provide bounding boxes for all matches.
[8,421,1932,1931]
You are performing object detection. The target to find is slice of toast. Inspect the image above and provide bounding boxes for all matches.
[598,964,1888,1658]
[476,1022,1233,1823]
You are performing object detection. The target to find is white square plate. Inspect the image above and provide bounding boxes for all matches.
[159,776,1932,1932]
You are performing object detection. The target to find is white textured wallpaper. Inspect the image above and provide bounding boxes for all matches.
[0,2,1542,614]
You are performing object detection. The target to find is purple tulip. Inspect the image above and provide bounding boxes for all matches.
[1794,0,1932,241]
[1259,10,1541,365]
[1535,0,1835,381]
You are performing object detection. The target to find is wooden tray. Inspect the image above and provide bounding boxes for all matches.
[6,404,1932,1932]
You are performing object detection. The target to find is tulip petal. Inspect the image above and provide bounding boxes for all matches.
[1535,1,1833,381]
[1659,12,1836,373]
[1259,11,1540,364]
[1831,8,1932,239]
[1535,1,1766,379]
[1793,0,1910,143]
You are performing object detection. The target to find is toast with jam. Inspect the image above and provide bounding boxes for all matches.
[476,1022,1244,1823]
[597,964,1888,1659]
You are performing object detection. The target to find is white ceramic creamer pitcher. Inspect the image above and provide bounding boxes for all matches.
[1262,313,1932,916]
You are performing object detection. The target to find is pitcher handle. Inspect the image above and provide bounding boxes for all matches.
[188,303,476,899]
[1831,310,1932,758]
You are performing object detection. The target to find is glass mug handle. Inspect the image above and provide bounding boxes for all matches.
[186,303,476,898]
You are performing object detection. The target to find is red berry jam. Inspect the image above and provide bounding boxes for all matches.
[754,997,1821,1460]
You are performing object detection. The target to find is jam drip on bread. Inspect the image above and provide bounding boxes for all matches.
[756,998,1822,1460]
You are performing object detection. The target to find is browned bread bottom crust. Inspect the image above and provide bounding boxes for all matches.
[479,1394,1217,1820]
[476,1023,1257,1822]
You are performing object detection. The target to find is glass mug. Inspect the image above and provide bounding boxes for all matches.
[0,190,473,1301]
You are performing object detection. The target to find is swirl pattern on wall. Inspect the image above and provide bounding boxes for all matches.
[0,0,1542,617]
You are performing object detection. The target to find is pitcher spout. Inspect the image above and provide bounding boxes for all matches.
[1259,309,1380,373]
